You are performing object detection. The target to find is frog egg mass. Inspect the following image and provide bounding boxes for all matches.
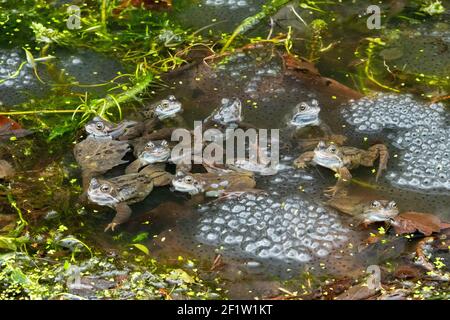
[196,193,351,263]
[0,49,42,105]
[204,0,250,9]
[341,93,450,193]
[341,93,446,132]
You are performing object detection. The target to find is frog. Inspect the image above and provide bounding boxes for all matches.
[327,196,399,226]
[74,137,131,191]
[289,99,347,149]
[202,98,256,140]
[140,95,184,136]
[141,95,183,121]
[171,170,256,197]
[85,116,143,141]
[87,163,173,231]
[125,139,172,174]
[293,140,389,197]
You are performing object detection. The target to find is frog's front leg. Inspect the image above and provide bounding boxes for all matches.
[365,144,389,181]
[325,167,352,198]
[105,203,132,232]
[293,151,315,169]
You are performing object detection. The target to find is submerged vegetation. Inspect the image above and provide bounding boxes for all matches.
[0,0,449,300]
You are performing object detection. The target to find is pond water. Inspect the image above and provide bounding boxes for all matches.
[1,1,450,300]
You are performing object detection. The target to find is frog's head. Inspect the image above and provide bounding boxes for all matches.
[171,171,202,195]
[361,200,399,222]
[313,141,344,169]
[211,97,242,125]
[142,95,182,120]
[139,140,171,164]
[85,117,115,138]
[87,178,120,207]
[290,100,321,128]
[155,95,182,120]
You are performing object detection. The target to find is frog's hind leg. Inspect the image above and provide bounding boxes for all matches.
[105,203,132,232]
[366,144,389,181]
[325,167,352,198]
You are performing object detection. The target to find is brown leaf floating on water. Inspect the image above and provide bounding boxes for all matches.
[391,212,450,236]
[0,116,31,140]
[394,264,422,280]
[334,283,380,300]
[282,53,319,75]
[282,53,364,102]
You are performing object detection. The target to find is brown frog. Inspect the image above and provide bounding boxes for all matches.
[85,116,144,141]
[294,141,389,197]
[202,98,256,138]
[87,163,172,231]
[327,196,399,226]
[126,139,172,174]
[140,95,184,134]
[171,170,257,198]
[289,100,347,149]
[74,137,131,191]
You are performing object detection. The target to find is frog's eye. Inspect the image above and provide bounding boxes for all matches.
[371,200,381,208]
[184,176,194,184]
[145,142,155,149]
[95,122,105,130]
[160,140,168,147]
[299,103,307,111]
[388,201,397,209]
[100,184,110,193]
[161,101,169,108]
[328,145,337,153]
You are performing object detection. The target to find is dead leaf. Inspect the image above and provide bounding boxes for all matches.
[392,212,450,236]
[334,283,380,300]
[319,277,353,299]
[282,53,364,101]
[0,116,31,140]
[393,264,422,280]
[210,254,225,271]
[282,53,319,75]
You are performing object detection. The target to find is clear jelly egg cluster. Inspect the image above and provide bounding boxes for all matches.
[196,193,350,263]
[215,51,283,100]
[387,125,450,191]
[204,0,250,10]
[341,93,450,192]
[0,50,37,92]
[341,93,446,133]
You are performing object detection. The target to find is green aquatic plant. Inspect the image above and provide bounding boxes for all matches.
[420,0,446,16]
[220,0,292,53]
[307,19,330,62]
